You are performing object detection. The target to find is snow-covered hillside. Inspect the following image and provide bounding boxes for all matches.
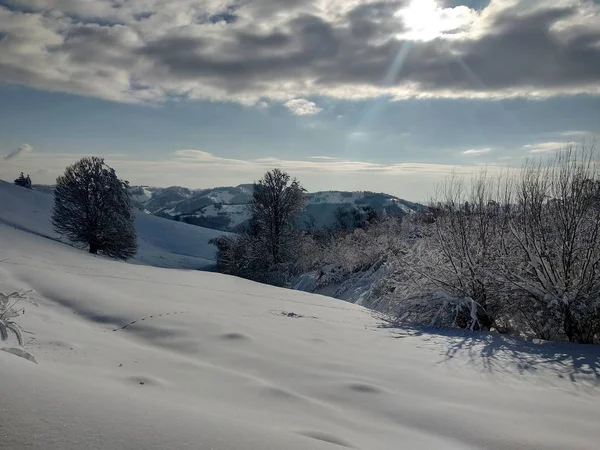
[0,182,226,270]
[128,184,423,231]
[1,200,600,449]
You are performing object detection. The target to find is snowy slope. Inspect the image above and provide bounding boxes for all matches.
[0,181,226,270]
[1,218,600,449]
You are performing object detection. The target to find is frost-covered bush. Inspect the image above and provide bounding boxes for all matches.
[313,219,406,285]
[497,147,600,343]
[212,231,317,287]
[383,145,600,343]
[387,174,511,331]
[380,232,499,332]
[0,292,26,346]
[1,290,36,346]
[0,290,38,363]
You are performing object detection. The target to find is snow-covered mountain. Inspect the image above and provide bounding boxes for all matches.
[1,181,226,270]
[2,179,600,450]
[130,184,424,231]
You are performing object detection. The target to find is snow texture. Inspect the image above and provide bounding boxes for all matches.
[1,180,600,449]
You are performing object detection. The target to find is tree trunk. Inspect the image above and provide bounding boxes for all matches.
[89,243,99,254]
[563,307,586,343]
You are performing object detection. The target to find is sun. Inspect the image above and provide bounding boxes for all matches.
[395,0,453,41]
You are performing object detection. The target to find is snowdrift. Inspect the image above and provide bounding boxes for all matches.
[1,209,600,449]
[0,181,226,269]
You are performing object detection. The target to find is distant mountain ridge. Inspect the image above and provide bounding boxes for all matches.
[129,184,425,232]
[33,183,424,232]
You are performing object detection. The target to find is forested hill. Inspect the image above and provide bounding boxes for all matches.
[128,184,424,231]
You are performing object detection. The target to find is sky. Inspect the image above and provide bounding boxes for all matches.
[0,0,599,201]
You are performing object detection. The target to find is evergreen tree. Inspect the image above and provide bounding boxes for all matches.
[51,157,138,259]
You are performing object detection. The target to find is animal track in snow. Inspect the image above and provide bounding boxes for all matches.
[111,311,191,332]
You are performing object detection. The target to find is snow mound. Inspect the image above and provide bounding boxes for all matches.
[1,217,600,449]
[0,181,226,270]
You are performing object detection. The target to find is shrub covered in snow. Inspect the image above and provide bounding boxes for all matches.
[0,288,37,362]
[0,291,27,346]
[382,145,600,343]
[1,289,36,337]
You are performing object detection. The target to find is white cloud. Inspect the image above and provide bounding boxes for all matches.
[309,156,339,160]
[559,130,589,137]
[4,144,33,160]
[395,0,479,42]
[173,150,252,166]
[283,99,323,116]
[0,148,508,201]
[524,141,576,154]
[462,148,492,155]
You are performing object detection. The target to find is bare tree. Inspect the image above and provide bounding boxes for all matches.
[249,169,307,265]
[500,145,600,343]
[391,173,510,331]
[52,157,138,260]
[210,231,269,280]
[384,144,600,343]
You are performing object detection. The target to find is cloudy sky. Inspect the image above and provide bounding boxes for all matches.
[0,0,599,200]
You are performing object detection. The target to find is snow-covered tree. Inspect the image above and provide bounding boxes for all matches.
[499,146,600,343]
[52,157,138,259]
[249,169,307,265]
[383,145,600,342]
